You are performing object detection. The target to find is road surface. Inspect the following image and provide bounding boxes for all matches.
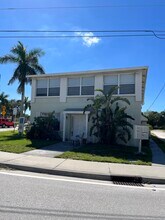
[0,170,165,219]
[151,130,165,141]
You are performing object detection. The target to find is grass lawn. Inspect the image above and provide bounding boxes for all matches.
[0,131,58,153]
[151,134,165,153]
[57,143,152,166]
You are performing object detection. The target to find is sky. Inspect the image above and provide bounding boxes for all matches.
[0,0,165,112]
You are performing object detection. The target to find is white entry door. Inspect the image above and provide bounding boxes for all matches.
[72,115,86,138]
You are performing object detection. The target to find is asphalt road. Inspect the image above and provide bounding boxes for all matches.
[0,170,165,220]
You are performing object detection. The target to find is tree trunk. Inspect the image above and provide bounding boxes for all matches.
[20,86,25,117]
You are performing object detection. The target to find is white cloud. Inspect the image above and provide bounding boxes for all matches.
[75,32,101,47]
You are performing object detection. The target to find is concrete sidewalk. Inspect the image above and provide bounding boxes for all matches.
[0,151,165,184]
[22,142,73,158]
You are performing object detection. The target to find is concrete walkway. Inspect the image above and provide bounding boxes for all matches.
[150,139,165,166]
[0,151,165,184]
[151,130,165,141]
[22,142,73,158]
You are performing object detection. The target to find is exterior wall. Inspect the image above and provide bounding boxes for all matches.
[30,68,147,147]
[31,95,141,147]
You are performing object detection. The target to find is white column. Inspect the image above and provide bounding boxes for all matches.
[94,75,103,96]
[63,113,66,141]
[31,79,36,103]
[60,77,67,102]
[135,72,142,102]
[85,113,88,139]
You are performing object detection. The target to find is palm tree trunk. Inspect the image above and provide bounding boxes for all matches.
[20,86,25,117]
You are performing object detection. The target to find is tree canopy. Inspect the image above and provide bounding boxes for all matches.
[0,41,45,116]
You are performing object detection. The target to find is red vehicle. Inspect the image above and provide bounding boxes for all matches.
[0,118,14,128]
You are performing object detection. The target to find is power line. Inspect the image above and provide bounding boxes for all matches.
[0,30,165,39]
[147,82,165,111]
[0,29,165,33]
[0,4,165,10]
[0,34,165,39]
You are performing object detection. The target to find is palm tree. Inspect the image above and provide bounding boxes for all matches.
[84,86,134,145]
[84,97,102,140]
[0,92,9,106]
[0,41,45,116]
[24,96,31,114]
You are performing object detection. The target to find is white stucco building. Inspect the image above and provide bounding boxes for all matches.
[28,66,148,147]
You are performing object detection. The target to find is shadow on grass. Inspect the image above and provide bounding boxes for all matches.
[25,140,59,149]
[58,143,152,165]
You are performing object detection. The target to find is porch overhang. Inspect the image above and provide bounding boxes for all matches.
[62,108,90,142]
[63,108,90,114]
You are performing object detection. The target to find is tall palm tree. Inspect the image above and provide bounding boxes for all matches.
[0,41,45,116]
[0,92,9,106]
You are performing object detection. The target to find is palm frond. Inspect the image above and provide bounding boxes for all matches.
[111,96,130,105]
[0,55,18,64]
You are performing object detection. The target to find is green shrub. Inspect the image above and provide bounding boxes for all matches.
[26,112,61,141]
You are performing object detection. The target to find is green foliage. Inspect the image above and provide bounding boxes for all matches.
[0,92,9,106]
[26,112,61,141]
[24,97,31,114]
[84,86,134,145]
[144,111,165,129]
[0,41,45,116]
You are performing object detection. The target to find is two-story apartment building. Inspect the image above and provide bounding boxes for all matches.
[28,66,148,147]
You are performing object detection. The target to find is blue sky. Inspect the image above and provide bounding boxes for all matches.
[0,0,165,112]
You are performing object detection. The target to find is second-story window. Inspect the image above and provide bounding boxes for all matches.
[120,74,135,94]
[36,79,47,96]
[81,77,94,95]
[68,78,80,96]
[49,79,60,96]
[104,75,118,94]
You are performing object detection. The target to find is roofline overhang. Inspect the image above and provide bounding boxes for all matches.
[27,66,148,79]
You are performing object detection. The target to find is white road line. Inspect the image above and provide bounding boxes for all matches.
[0,171,164,191]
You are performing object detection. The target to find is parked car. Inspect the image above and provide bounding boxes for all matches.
[0,118,14,128]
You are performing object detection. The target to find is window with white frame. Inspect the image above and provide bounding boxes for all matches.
[36,79,47,96]
[48,79,60,96]
[68,78,80,96]
[103,75,118,94]
[120,74,135,94]
[81,77,94,95]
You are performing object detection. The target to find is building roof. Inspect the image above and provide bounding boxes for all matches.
[27,66,148,78]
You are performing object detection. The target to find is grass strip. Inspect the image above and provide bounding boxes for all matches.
[57,143,152,166]
[0,131,58,153]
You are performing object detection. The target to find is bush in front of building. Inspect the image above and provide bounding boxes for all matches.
[26,112,61,140]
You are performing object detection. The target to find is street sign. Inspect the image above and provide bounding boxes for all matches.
[2,106,6,110]
[1,110,6,116]
[13,107,17,116]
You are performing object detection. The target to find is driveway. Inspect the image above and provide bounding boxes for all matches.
[151,130,165,141]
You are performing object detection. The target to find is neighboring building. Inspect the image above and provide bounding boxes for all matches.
[28,66,148,147]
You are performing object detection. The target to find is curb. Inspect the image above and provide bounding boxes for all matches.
[1,162,165,184]
[0,162,110,181]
